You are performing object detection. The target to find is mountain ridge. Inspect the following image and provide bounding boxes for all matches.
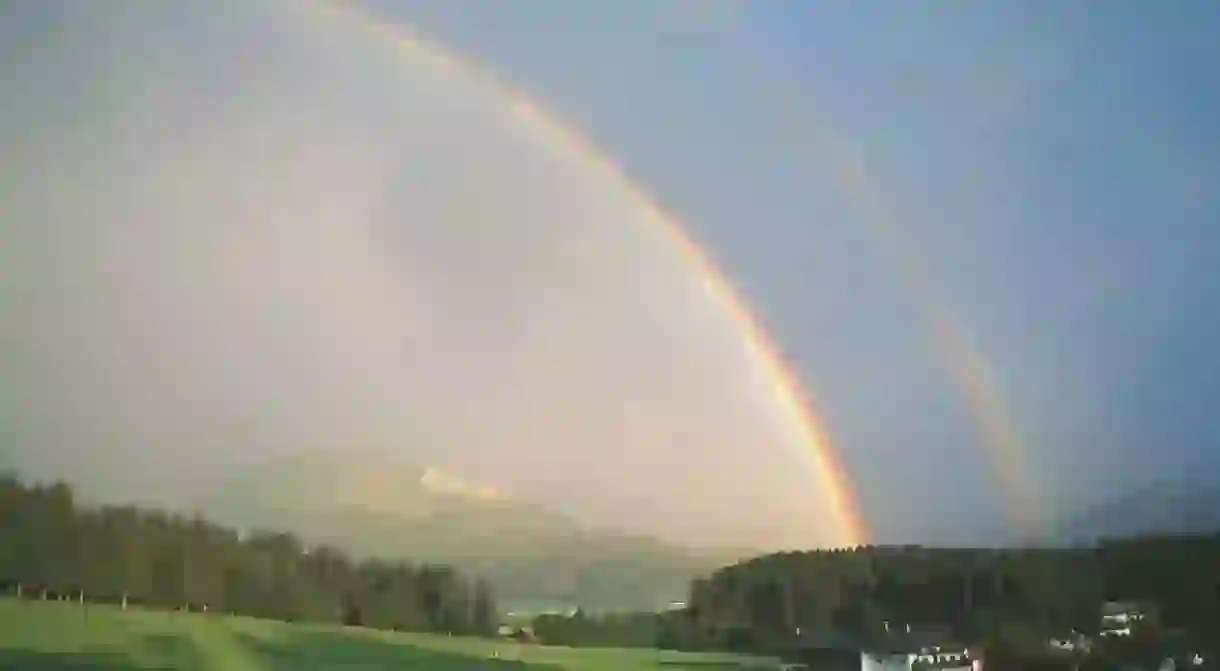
[193,450,749,612]
[1052,480,1220,545]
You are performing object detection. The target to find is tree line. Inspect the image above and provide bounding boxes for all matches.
[534,536,1220,660]
[0,475,498,635]
[531,608,662,649]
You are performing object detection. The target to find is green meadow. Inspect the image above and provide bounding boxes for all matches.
[0,598,777,670]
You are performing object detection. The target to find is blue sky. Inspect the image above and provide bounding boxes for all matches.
[366,1,1220,537]
[2,1,1218,548]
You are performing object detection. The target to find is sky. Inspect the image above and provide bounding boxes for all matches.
[2,1,1218,549]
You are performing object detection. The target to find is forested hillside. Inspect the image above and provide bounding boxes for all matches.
[522,536,1220,665]
[650,538,1220,655]
[0,475,497,635]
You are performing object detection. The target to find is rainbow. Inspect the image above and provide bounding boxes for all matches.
[304,1,869,548]
[762,70,1046,534]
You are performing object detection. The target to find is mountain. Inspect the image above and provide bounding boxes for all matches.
[194,450,744,613]
[1053,482,1220,545]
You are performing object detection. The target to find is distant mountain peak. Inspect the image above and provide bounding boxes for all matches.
[1053,482,1220,545]
[195,451,732,611]
[420,467,507,503]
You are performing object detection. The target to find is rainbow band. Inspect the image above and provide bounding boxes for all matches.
[308,0,869,548]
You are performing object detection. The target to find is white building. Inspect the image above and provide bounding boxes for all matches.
[1100,601,1150,638]
[913,645,974,671]
[1048,630,1092,654]
[862,652,917,671]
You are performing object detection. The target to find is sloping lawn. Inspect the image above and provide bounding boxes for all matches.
[0,598,777,670]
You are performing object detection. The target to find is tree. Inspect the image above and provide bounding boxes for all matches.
[472,579,497,636]
[0,474,497,636]
[666,536,1220,657]
[746,579,787,634]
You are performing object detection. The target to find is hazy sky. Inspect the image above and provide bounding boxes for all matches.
[3,1,1218,549]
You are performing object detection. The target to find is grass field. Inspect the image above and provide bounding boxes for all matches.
[0,598,778,670]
